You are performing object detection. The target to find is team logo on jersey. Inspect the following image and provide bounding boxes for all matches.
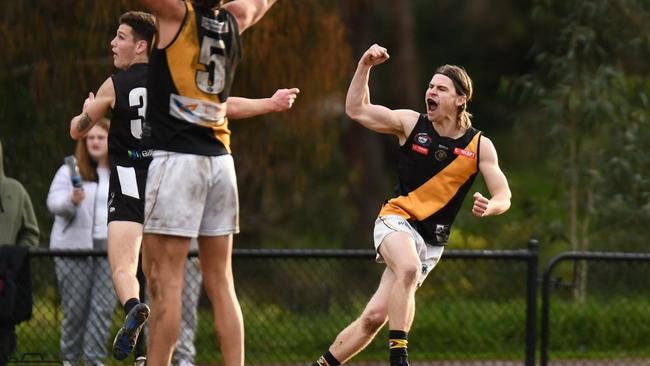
[453,147,476,159]
[434,149,448,161]
[412,133,432,155]
[414,133,432,147]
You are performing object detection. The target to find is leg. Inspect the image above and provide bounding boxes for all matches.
[327,268,395,363]
[55,257,92,363]
[378,231,421,332]
[109,221,150,360]
[174,256,202,365]
[198,235,243,366]
[107,221,143,305]
[142,233,190,366]
[83,252,118,362]
[134,257,148,362]
[377,231,421,366]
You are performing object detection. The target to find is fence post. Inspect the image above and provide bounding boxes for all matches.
[525,238,539,366]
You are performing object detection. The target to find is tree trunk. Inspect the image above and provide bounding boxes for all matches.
[339,0,389,248]
[391,0,420,110]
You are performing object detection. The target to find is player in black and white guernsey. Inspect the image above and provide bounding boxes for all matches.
[310,44,512,366]
[136,1,280,365]
[108,62,151,223]
[70,12,156,365]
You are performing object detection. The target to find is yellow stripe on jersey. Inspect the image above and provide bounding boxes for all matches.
[165,2,231,152]
[380,133,480,221]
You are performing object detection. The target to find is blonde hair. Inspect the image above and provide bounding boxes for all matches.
[74,118,110,182]
[435,64,474,129]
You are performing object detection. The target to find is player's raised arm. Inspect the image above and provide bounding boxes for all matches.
[223,0,278,34]
[138,0,184,19]
[345,44,418,144]
[70,77,115,140]
[227,88,299,120]
[472,136,512,217]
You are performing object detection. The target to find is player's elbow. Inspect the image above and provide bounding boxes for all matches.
[494,193,512,215]
[70,125,80,140]
[345,101,365,121]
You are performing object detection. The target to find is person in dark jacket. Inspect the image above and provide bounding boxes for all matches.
[0,139,39,247]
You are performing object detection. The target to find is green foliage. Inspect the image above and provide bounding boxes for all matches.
[512,0,650,252]
[21,297,650,363]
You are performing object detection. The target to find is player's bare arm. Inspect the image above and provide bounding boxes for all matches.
[227,88,299,120]
[472,136,512,217]
[138,0,185,48]
[70,77,115,140]
[345,44,418,144]
[223,0,278,34]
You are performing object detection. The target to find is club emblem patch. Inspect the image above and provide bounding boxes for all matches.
[414,133,432,147]
[412,133,432,155]
[434,149,448,161]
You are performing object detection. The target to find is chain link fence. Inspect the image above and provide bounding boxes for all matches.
[541,252,650,366]
[13,247,535,366]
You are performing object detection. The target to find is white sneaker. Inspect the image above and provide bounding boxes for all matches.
[135,356,147,366]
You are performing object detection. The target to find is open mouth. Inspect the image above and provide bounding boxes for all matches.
[427,98,438,112]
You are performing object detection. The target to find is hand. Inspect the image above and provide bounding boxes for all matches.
[471,192,489,217]
[270,88,300,112]
[71,187,85,206]
[360,44,389,66]
[82,92,95,112]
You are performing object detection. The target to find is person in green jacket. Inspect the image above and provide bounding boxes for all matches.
[0,139,40,246]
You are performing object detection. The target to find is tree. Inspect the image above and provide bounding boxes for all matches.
[515,0,650,301]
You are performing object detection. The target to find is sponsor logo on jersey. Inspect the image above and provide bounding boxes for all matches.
[127,149,154,160]
[170,94,226,127]
[453,147,476,159]
[201,16,229,33]
[412,144,429,155]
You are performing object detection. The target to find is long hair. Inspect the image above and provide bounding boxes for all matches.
[435,64,474,129]
[74,118,109,182]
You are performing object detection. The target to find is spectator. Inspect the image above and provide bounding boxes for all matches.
[0,139,40,246]
[47,119,116,366]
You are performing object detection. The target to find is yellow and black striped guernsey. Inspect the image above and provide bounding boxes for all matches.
[143,1,241,156]
[379,114,481,245]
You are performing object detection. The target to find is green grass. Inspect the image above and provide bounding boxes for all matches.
[16,296,650,365]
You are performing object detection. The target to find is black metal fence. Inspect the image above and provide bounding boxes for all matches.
[8,243,650,365]
[11,243,537,366]
[540,251,650,366]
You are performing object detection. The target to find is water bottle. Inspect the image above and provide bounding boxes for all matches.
[64,155,83,188]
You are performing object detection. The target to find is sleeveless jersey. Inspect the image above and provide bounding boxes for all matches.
[143,1,242,156]
[379,114,481,245]
[110,63,152,170]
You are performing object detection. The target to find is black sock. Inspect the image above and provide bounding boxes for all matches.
[313,351,340,366]
[123,297,140,316]
[389,330,408,366]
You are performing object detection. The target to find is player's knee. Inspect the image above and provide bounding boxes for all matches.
[360,308,387,334]
[395,263,420,288]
